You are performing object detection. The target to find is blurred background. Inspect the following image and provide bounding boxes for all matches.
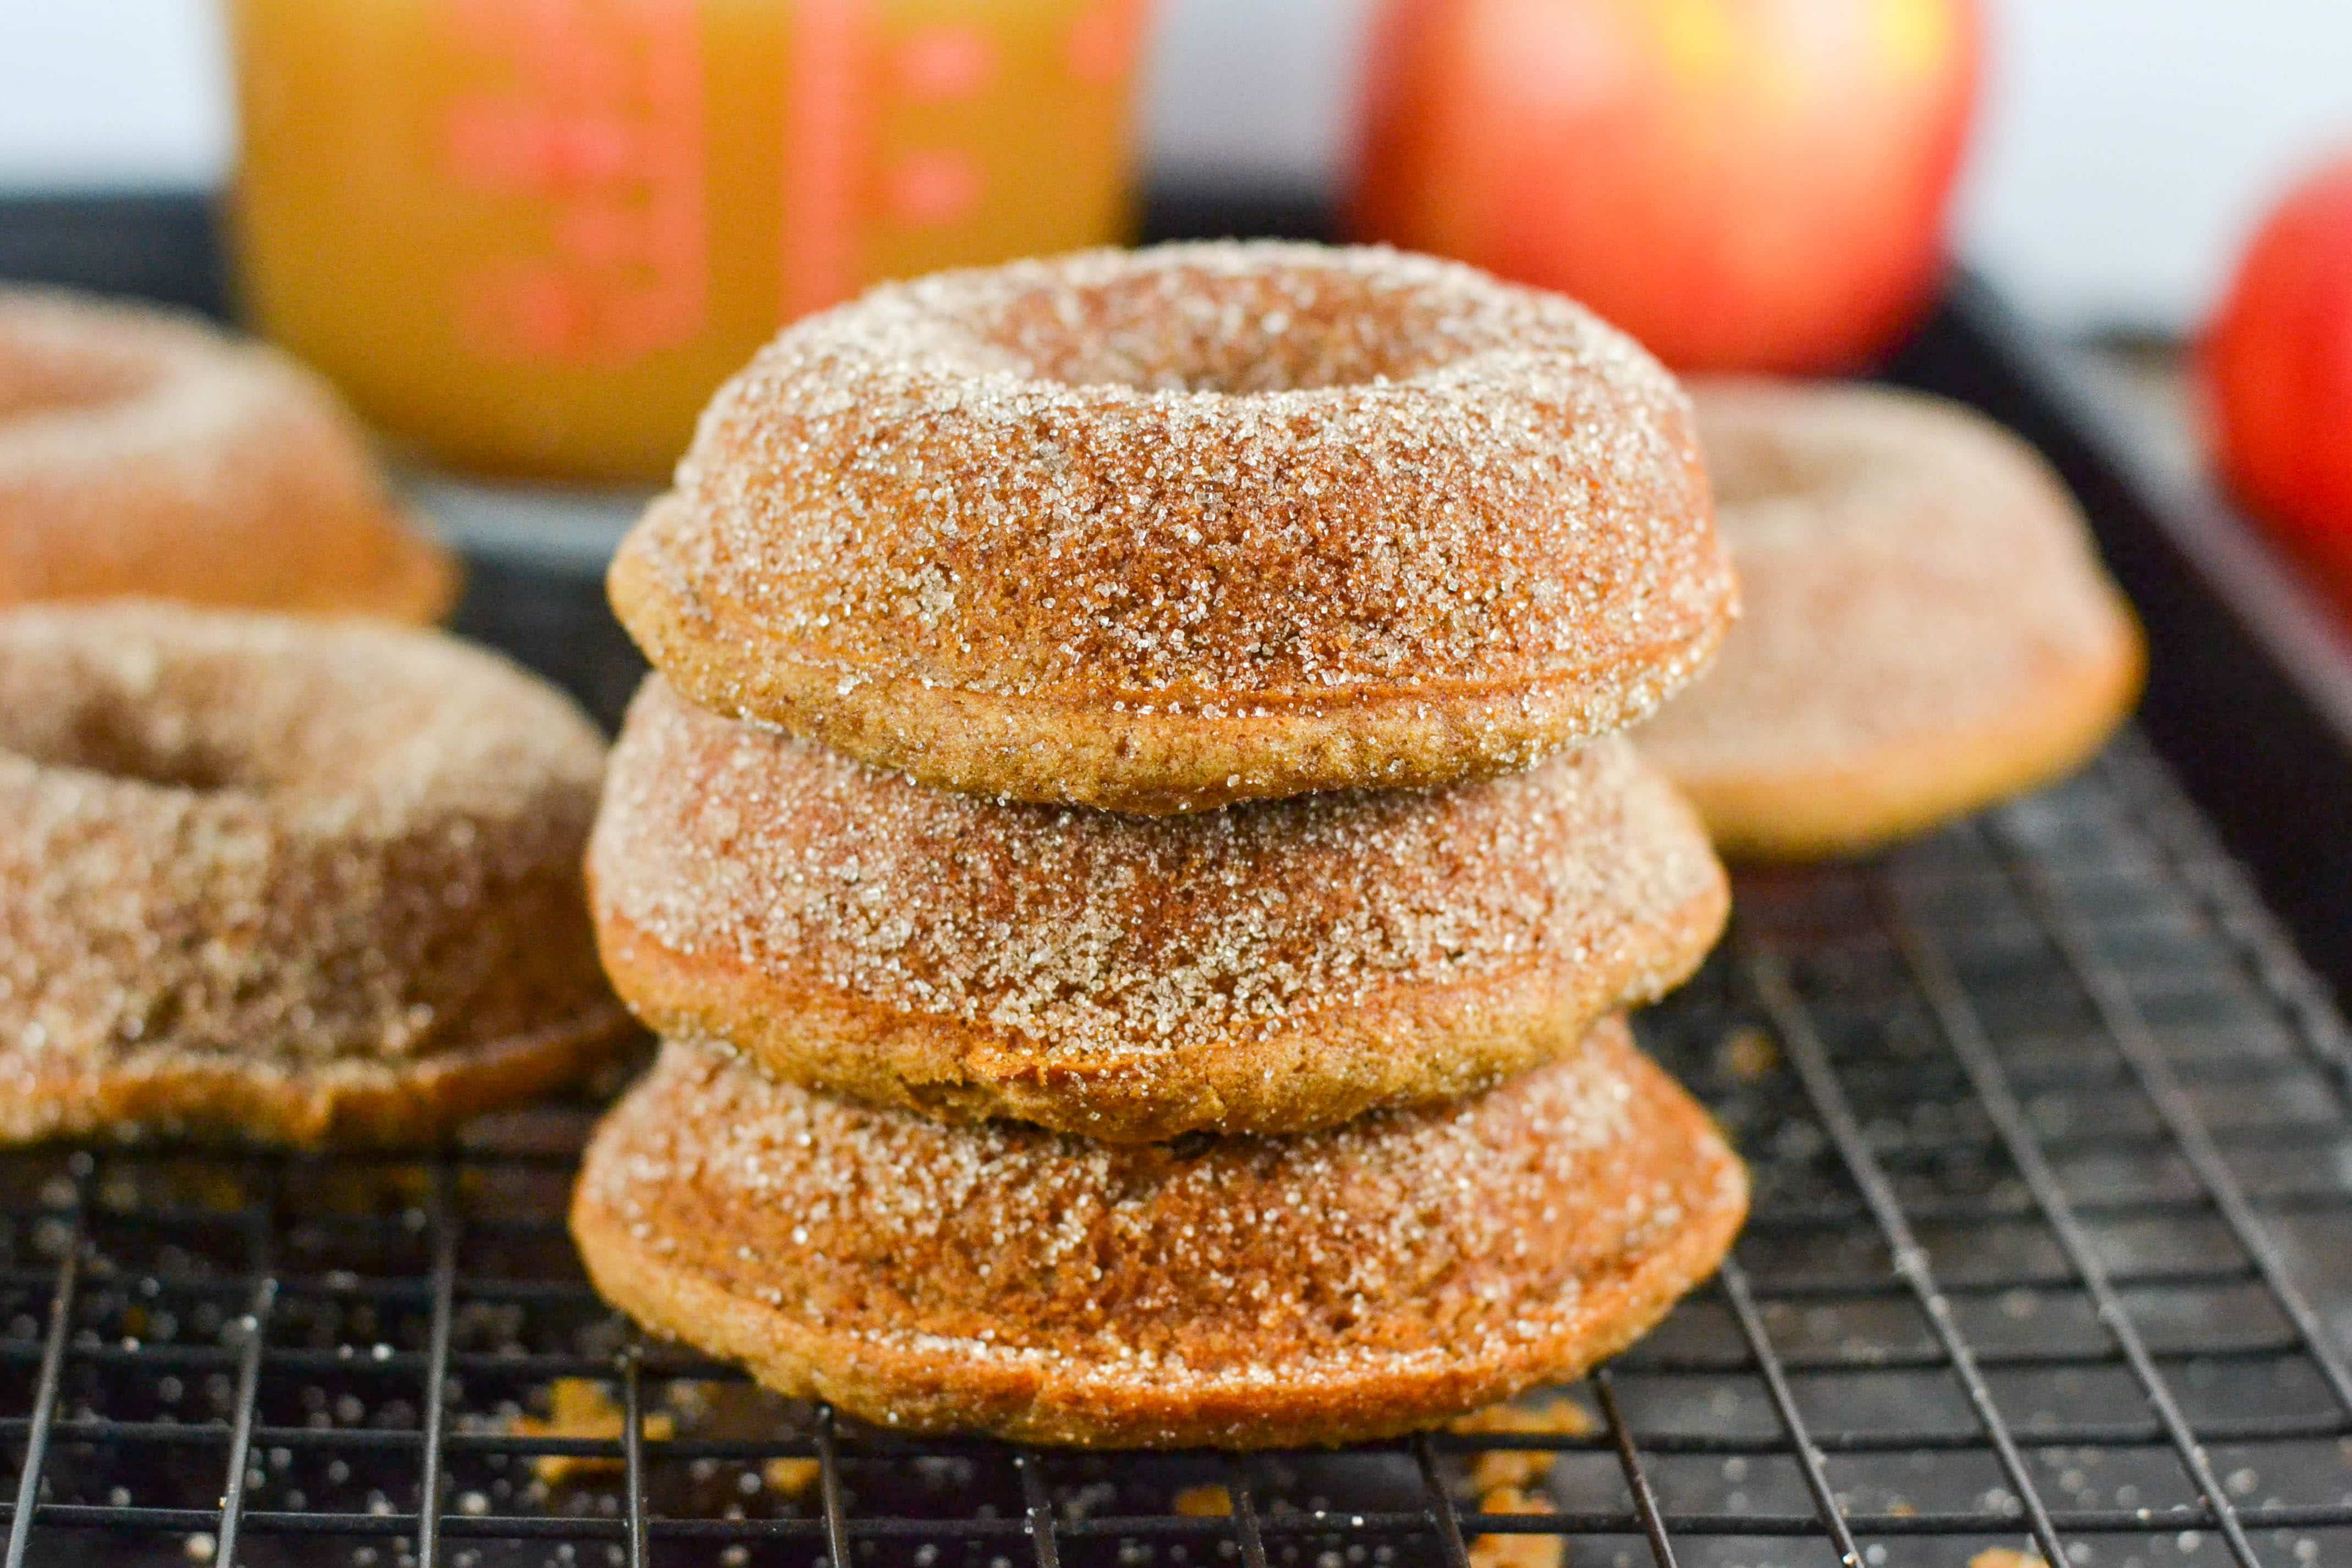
[2,0,2350,637]
[4,0,2348,332]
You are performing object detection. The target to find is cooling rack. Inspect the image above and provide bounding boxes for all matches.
[6,190,2352,1568]
[3,732,2349,1568]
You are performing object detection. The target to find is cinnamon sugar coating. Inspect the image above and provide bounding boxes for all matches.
[0,285,455,623]
[612,243,1734,812]
[0,602,630,1145]
[571,1021,1747,1448]
[0,1019,619,1149]
[589,676,1728,1140]
[1637,382,2144,859]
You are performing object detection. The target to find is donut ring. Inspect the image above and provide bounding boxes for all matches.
[572,1021,1747,1448]
[0,602,629,1146]
[1639,382,2145,859]
[589,674,1728,1141]
[0,287,457,621]
[612,243,1734,813]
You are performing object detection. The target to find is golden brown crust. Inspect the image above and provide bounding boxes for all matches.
[1667,612,2145,860]
[0,602,624,1145]
[1639,380,2146,860]
[587,676,1729,1140]
[613,243,1733,812]
[0,1006,630,1148]
[0,285,458,624]
[571,1022,1748,1448]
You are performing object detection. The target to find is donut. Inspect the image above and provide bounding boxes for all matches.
[0,601,629,1146]
[0,286,457,621]
[588,674,1728,1141]
[571,1019,1747,1448]
[609,243,1734,813]
[1637,381,2145,860]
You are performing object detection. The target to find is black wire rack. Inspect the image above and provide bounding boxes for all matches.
[4,732,2351,1568]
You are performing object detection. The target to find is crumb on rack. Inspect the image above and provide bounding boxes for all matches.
[763,1457,821,1497]
[1449,1396,1596,1491]
[1718,1025,1780,1082]
[509,1378,675,1485]
[1968,1552,2048,1568]
[1468,1486,1563,1568]
[1173,1484,1234,1517]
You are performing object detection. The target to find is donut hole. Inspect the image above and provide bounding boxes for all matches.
[0,335,161,423]
[8,698,262,794]
[963,263,1494,394]
[3,621,515,819]
[1696,431,1822,509]
[0,646,393,798]
[0,620,463,799]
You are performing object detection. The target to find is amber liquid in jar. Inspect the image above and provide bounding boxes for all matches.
[228,0,1152,482]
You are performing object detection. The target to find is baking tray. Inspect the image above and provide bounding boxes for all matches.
[3,190,2350,1568]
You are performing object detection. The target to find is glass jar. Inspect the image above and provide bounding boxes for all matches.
[228,0,1155,482]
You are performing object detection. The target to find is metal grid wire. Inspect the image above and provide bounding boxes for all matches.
[4,733,2351,1568]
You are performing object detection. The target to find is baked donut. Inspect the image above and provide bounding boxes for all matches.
[1638,381,2145,859]
[0,286,456,621]
[589,674,1728,1141]
[571,1019,1746,1448]
[0,601,628,1146]
[611,243,1734,813]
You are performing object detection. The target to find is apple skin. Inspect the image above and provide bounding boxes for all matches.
[1348,0,1983,373]
[2202,153,2352,608]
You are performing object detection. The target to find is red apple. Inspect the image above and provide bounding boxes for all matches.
[1348,0,1982,373]
[2202,153,2352,607]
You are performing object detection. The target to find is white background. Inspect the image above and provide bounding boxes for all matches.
[2,0,2349,334]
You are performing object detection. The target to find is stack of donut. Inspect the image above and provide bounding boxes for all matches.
[571,244,1750,1447]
